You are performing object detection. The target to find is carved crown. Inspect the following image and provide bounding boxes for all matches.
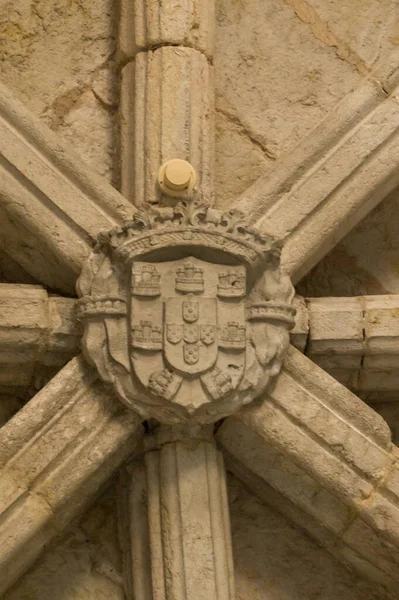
[95,198,282,270]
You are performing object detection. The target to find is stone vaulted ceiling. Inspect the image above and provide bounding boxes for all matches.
[1,1,399,599]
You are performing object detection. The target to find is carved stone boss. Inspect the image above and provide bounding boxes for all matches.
[77,196,296,425]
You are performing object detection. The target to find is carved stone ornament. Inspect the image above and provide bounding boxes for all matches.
[76,197,296,424]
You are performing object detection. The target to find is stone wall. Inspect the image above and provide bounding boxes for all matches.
[0,0,118,183]
[229,475,386,600]
[3,484,125,600]
[3,476,389,599]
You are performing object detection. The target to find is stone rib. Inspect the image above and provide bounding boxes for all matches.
[120,436,235,600]
[0,284,78,395]
[120,46,214,205]
[0,81,134,294]
[233,58,399,284]
[0,356,143,595]
[217,345,399,597]
[4,286,399,399]
[119,0,215,58]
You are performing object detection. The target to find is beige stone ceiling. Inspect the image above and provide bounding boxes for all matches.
[2,0,399,598]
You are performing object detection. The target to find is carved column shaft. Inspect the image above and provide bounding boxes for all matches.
[119,0,215,204]
[124,428,235,600]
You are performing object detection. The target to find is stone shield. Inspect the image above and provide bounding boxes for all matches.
[164,297,218,375]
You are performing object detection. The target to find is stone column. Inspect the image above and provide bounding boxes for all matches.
[121,426,235,600]
[119,0,215,205]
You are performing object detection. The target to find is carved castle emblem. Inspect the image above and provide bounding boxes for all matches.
[77,198,296,424]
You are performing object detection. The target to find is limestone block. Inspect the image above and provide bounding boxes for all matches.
[270,367,391,480]
[356,491,399,551]
[120,47,214,205]
[221,421,351,535]
[374,47,399,94]
[32,411,141,530]
[307,297,364,367]
[300,0,399,70]
[120,0,215,58]
[341,517,399,583]
[289,296,399,397]
[283,345,391,449]
[275,92,399,282]
[5,485,126,600]
[320,367,359,390]
[229,475,393,600]
[231,60,399,283]
[56,89,118,183]
[45,296,79,365]
[0,285,78,390]
[0,81,134,293]
[358,370,399,395]
[0,0,117,119]
[0,357,143,594]
[214,0,362,207]
[122,434,235,600]
[214,109,273,211]
[0,285,48,363]
[290,295,309,352]
[228,399,376,504]
[0,492,58,594]
[364,295,399,369]
[216,346,399,592]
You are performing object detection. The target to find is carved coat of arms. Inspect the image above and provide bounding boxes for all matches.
[77,198,296,424]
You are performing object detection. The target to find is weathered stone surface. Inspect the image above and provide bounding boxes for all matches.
[229,475,390,600]
[0,0,118,183]
[217,346,399,593]
[214,0,361,207]
[300,0,399,70]
[3,1,399,598]
[119,0,215,57]
[307,296,364,368]
[214,110,272,211]
[298,185,399,297]
[0,285,78,393]
[290,295,399,400]
[0,357,143,594]
[235,74,399,283]
[120,47,214,205]
[4,484,125,600]
[224,43,399,287]
[0,283,78,398]
[0,81,134,294]
[120,428,235,600]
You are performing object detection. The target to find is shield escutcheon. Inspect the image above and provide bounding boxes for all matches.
[164,297,217,375]
[201,325,215,345]
[184,324,198,344]
[166,324,183,344]
[183,301,199,323]
[184,344,199,365]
